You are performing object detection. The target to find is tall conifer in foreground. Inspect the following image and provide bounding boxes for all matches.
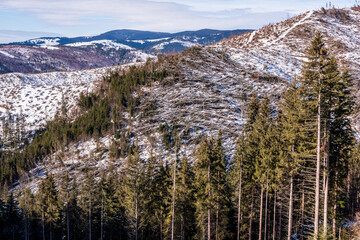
[299,32,354,238]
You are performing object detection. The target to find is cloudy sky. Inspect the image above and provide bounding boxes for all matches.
[0,0,355,43]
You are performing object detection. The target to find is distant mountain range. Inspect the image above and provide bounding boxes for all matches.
[0,29,251,74]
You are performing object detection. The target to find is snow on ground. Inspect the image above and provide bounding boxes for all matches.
[0,50,15,58]
[128,37,171,44]
[153,39,199,50]
[0,63,141,134]
[65,40,134,50]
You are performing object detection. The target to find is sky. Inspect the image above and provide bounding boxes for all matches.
[0,0,356,43]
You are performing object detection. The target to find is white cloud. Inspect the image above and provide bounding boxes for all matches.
[0,0,353,32]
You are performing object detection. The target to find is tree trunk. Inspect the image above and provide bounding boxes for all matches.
[288,174,294,240]
[101,197,104,240]
[323,133,329,237]
[160,216,163,240]
[135,193,138,240]
[181,215,184,240]
[259,185,264,240]
[265,181,269,240]
[50,221,52,240]
[67,207,70,240]
[346,172,351,215]
[208,208,211,240]
[42,211,45,240]
[237,168,243,240]
[314,91,321,239]
[171,163,176,240]
[208,160,211,240]
[279,198,283,240]
[301,181,305,240]
[89,197,92,240]
[272,191,277,240]
[216,201,219,240]
[249,190,254,240]
[333,169,338,239]
[24,213,28,240]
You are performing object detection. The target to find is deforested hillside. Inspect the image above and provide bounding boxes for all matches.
[1,6,360,240]
[216,7,360,83]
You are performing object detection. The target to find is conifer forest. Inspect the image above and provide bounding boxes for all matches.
[1,32,360,240]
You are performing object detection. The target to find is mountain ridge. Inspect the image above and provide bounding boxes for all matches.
[0,29,251,74]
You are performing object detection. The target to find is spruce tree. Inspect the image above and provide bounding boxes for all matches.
[194,134,230,240]
[19,187,36,240]
[3,192,22,240]
[195,137,214,240]
[299,32,354,238]
[251,96,274,240]
[176,156,196,240]
[123,150,144,240]
[38,174,61,240]
[278,81,308,240]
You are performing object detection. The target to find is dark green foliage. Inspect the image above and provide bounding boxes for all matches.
[78,93,98,111]
[159,121,180,151]
[0,193,22,239]
[194,133,231,239]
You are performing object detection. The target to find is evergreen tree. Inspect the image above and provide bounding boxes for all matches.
[299,32,354,238]
[19,187,36,240]
[123,150,145,240]
[251,96,275,240]
[278,81,309,240]
[38,174,61,240]
[80,170,96,240]
[3,192,22,240]
[176,156,196,240]
[194,134,230,240]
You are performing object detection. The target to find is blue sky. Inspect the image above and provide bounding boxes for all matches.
[0,0,355,43]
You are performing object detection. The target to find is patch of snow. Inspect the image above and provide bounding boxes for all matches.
[40,45,59,50]
[130,40,145,44]
[0,50,15,58]
[29,38,60,46]
[65,40,133,50]
[273,11,313,43]
[153,39,199,50]
[128,37,171,44]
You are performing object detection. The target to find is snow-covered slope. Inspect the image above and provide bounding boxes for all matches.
[7,7,360,190]
[216,8,360,81]
[0,64,140,135]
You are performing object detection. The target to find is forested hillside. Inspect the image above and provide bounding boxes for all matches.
[1,28,360,240]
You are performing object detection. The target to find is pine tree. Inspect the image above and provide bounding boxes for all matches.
[251,96,275,240]
[328,70,355,237]
[124,150,144,240]
[278,81,309,240]
[299,32,353,238]
[195,137,214,240]
[194,134,230,240]
[3,192,22,240]
[81,170,96,240]
[239,93,260,240]
[19,187,36,240]
[231,133,247,240]
[212,132,230,240]
[176,156,196,240]
[38,174,61,240]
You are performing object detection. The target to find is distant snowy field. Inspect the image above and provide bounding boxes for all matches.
[0,64,139,135]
